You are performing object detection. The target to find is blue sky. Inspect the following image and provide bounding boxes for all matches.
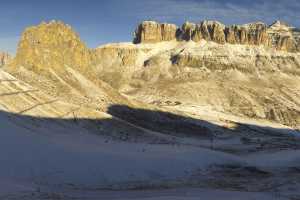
[1,0,300,54]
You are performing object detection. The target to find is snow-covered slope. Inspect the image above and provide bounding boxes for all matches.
[0,104,247,197]
[3,106,299,200]
[95,40,300,128]
[1,68,300,199]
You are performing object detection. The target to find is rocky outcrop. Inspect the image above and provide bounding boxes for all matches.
[209,21,267,46]
[181,21,269,46]
[180,22,197,41]
[97,47,138,66]
[202,21,226,44]
[267,20,299,52]
[94,44,148,89]
[133,21,178,43]
[11,20,94,73]
[245,22,269,45]
[0,52,11,66]
[180,21,226,44]
[7,20,129,108]
[171,42,300,75]
[134,20,300,52]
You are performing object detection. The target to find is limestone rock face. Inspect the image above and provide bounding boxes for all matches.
[243,22,269,46]
[276,36,296,52]
[182,21,269,46]
[135,20,270,46]
[94,44,144,89]
[11,20,93,73]
[268,21,299,52]
[161,23,178,41]
[0,52,11,66]
[180,21,226,44]
[181,22,196,41]
[203,20,226,44]
[224,26,239,44]
[134,20,300,52]
[134,21,177,43]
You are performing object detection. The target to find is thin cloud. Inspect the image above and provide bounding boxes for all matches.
[131,0,300,27]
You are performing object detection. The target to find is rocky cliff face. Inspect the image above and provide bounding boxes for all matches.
[224,22,269,46]
[11,20,94,74]
[267,20,299,52]
[133,21,178,43]
[94,44,149,89]
[0,52,12,66]
[180,21,227,44]
[134,20,300,52]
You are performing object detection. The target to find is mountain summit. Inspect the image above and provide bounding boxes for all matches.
[12,20,93,73]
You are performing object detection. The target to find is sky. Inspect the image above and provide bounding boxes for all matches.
[1,0,300,54]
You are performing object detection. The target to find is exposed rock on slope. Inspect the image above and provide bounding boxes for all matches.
[171,42,300,74]
[0,52,11,66]
[94,42,180,90]
[94,44,146,89]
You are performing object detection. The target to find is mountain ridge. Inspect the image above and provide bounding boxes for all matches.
[134,20,300,52]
